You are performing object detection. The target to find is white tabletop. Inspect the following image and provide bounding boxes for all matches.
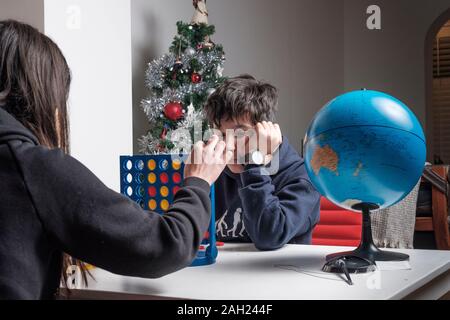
[82,244,450,300]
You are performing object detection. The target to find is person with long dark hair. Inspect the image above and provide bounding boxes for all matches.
[0,20,231,300]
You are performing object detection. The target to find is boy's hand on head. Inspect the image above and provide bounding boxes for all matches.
[184,135,233,186]
[256,121,282,163]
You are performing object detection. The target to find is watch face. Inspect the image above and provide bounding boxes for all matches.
[251,151,264,165]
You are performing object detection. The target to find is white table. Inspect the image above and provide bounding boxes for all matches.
[78,244,450,300]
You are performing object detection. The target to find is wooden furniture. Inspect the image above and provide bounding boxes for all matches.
[415,166,450,250]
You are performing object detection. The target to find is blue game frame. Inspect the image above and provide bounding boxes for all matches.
[120,155,218,266]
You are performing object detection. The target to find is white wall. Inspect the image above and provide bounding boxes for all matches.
[44,0,133,192]
[344,0,450,130]
[3,0,450,169]
[344,0,450,161]
[131,0,450,160]
[131,0,345,154]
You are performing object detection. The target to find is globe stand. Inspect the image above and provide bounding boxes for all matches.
[323,203,409,274]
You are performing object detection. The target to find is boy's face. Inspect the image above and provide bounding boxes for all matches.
[218,116,256,174]
[215,114,283,174]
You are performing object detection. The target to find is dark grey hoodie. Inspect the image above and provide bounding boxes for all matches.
[215,137,321,250]
[0,107,211,299]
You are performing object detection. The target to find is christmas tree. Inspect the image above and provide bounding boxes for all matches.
[139,0,226,155]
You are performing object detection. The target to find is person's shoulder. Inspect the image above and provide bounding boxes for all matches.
[12,141,67,168]
[11,141,96,187]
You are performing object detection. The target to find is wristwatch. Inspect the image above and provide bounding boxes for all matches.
[245,150,264,166]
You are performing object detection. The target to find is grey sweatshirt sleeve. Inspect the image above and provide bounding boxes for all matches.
[12,143,211,278]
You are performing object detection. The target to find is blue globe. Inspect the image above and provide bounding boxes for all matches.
[304,90,426,212]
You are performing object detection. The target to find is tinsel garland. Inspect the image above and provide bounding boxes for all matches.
[139,21,226,155]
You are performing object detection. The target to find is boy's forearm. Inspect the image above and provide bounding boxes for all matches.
[238,166,304,250]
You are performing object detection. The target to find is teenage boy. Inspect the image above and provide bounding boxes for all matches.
[204,75,321,250]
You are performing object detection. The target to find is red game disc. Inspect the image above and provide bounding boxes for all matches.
[160,172,169,184]
[173,186,181,195]
[172,172,182,184]
[148,186,157,197]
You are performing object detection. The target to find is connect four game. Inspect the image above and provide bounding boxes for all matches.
[120,154,217,266]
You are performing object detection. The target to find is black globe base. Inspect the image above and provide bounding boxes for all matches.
[323,202,409,274]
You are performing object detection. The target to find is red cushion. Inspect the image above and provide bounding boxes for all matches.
[312,238,359,247]
[312,197,362,247]
[320,197,342,210]
[318,210,361,225]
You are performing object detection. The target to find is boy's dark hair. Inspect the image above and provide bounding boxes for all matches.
[204,74,278,128]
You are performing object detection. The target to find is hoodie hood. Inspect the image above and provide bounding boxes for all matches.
[0,107,39,145]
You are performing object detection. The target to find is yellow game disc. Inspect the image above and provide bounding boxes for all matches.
[147,172,157,184]
[148,199,157,210]
[147,159,156,171]
[172,159,182,170]
[160,199,170,211]
[160,186,169,198]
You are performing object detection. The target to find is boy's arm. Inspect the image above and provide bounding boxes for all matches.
[238,163,321,251]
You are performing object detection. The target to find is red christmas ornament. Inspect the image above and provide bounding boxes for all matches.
[191,73,202,84]
[164,102,183,121]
